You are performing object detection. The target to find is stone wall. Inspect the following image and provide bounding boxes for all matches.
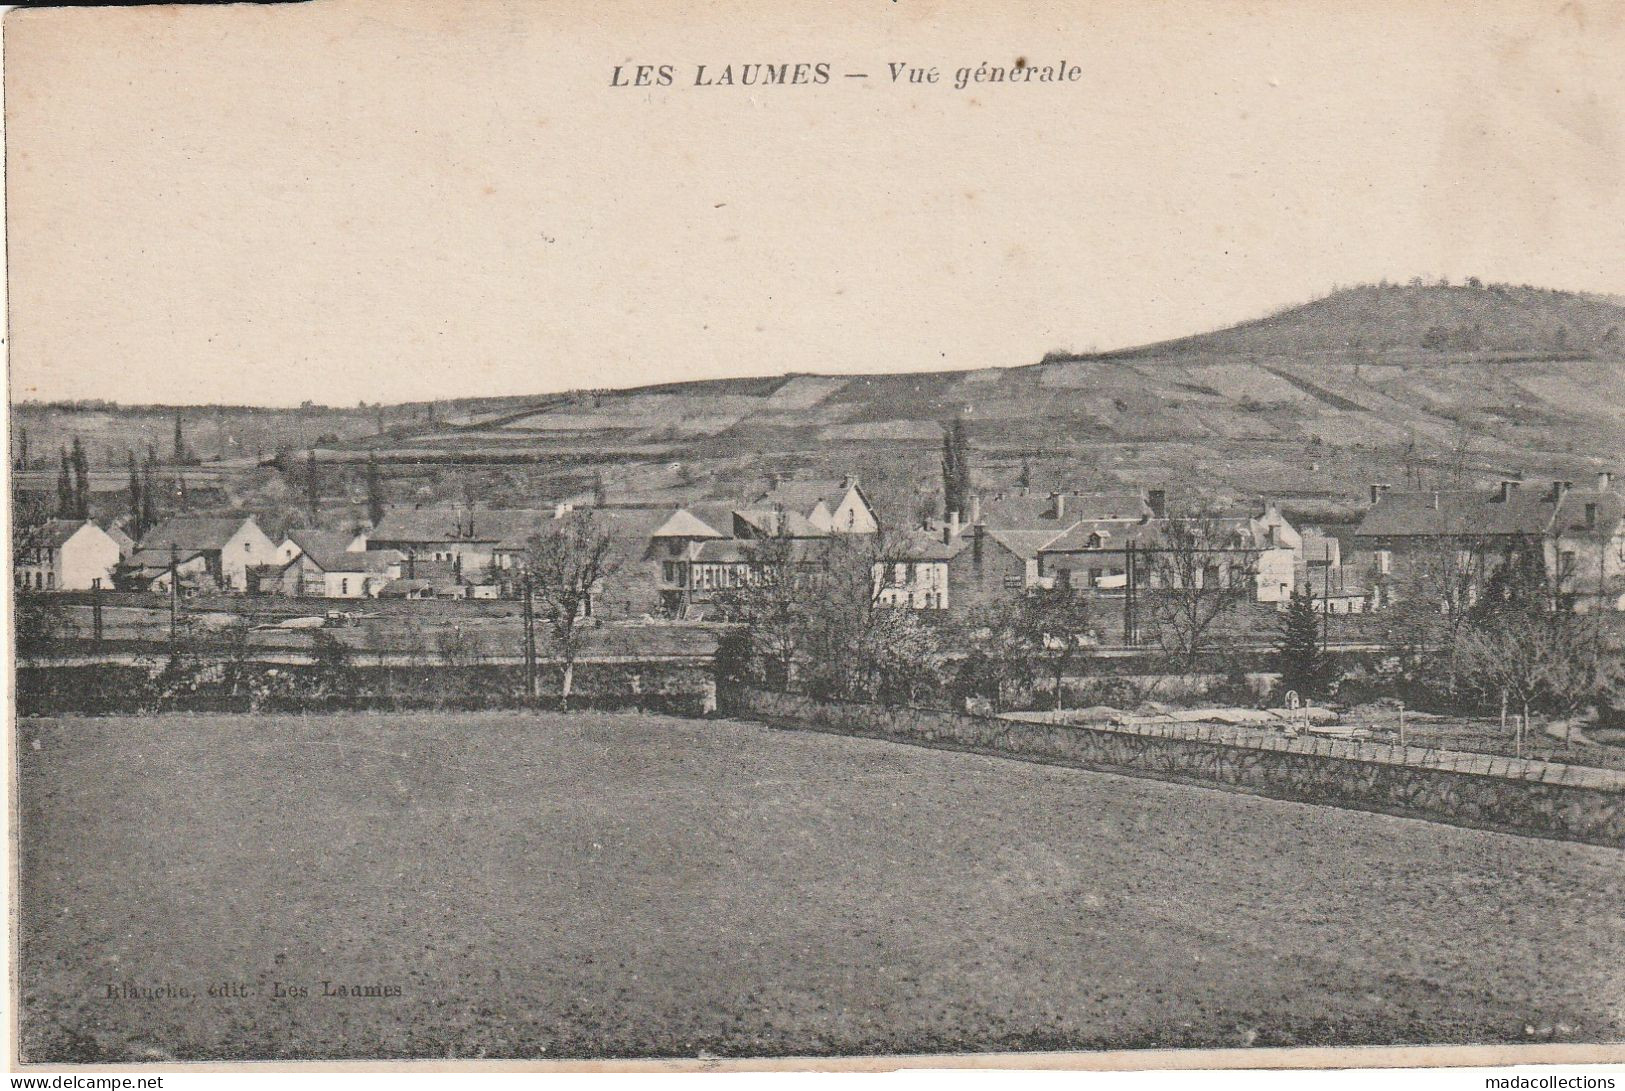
[731,688,1625,848]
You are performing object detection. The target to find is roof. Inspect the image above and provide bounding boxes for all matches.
[29,519,94,551]
[125,547,209,572]
[693,539,757,564]
[285,530,357,568]
[140,515,253,553]
[732,509,826,539]
[975,490,1149,528]
[984,527,1069,559]
[309,548,403,575]
[879,531,956,562]
[368,507,561,546]
[379,578,433,597]
[650,508,727,539]
[1041,519,1159,554]
[756,478,853,511]
[1351,485,1618,539]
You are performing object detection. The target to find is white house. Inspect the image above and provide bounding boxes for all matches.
[872,532,954,610]
[137,514,280,592]
[758,477,880,534]
[14,520,122,591]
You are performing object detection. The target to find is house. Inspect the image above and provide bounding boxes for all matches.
[123,550,213,594]
[260,531,405,598]
[1035,504,1297,604]
[1351,475,1625,609]
[133,514,279,591]
[365,506,567,585]
[754,476,879,533]
[13,520,122,591]
[872,531,954,610]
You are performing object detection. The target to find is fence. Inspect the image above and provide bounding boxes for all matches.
[729,688,1625,848]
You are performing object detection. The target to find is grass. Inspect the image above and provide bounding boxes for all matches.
[16,710,1625,1061]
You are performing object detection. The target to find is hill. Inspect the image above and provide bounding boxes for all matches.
[15,281,1625,526]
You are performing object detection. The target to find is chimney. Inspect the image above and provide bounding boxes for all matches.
[1147,488,1167,519]
[1430,490,1439,510]
[972,522,984,568]
[1552,480,1572,502]
[1369,483,1391,506]
[1585,502,1598,529]
[1051,492,1065,521]
[1498,480,1519,503]
[948,510,960,539]
[1599,471,1613,493]
[970,494,981,525]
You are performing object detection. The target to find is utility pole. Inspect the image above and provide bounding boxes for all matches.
[1321,541,1331,656]
[168,543,179,645]
[91,577,104,647]
[1123,543,1137,648]
[521,575,537,701]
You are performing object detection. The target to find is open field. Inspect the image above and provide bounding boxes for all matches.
[16,710,1625,1061]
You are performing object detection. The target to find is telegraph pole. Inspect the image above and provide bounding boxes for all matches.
[168,543,179,645]
[521,575,537,701]
[1321,541,1331,655]
[91,577,104,647]
[1123,543,1137,648]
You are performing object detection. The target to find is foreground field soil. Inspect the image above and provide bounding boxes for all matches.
[17,711,1625,1061]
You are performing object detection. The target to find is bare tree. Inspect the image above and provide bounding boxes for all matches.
[1140,506,1261,670]
[1012,585,1095,709]
[520,511,617,709]
[712,530,818,690]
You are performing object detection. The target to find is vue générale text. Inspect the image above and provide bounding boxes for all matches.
[610,61,1085,92]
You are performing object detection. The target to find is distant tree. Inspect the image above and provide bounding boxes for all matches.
[15,426,28,471]
[591,470,607,507]
[365,452,386,527]
[69,436,90,519]
[520,511,617,709]
[126,449,144,535]
[141,445,161,536]
[940,415,973,519]
[55,448,74,519]
[1017,452,1032,490]
[305,449,320,523]
[1273,586,1328,699]
[173,409,188,464]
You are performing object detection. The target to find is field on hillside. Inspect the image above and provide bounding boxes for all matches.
[16,711,1625,1061]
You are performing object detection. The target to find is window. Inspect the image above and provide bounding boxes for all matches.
[1376,550,1392,575]
[341,578,349,595]
[244,541,251,552]
[1003,574,1024,589]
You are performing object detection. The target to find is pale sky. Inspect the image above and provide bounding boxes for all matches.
[6,0,1624,407]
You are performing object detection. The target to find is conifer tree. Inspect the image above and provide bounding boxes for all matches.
[941,415,973,519]
[365,452,386,527]
[56,448,74,519]
[69,437,91,519]
[1274,586,1328,699]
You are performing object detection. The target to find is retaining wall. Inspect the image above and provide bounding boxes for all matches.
[731,688,1625,848]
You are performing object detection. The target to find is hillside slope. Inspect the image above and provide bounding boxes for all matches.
[16,282,1625,520]
[340,283,1625,512]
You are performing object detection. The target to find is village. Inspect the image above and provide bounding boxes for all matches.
[15,419,1625,738]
